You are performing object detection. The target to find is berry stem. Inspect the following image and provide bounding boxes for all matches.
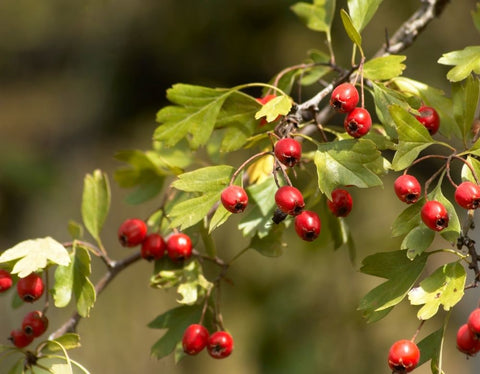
[423,165,446,200]
[229,151,272,186]
[410,319,425,342]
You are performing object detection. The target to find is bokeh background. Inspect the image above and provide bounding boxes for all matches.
[1,0,480,373]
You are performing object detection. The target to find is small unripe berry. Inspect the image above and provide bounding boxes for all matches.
[275,186,305,216]
[457,323,480,356]
[274,138,302,167]
[394,175,422,204]
[294,210,321,241]
[167,233,192,261]
[9,329,34,348]
[207,331,234,359]
[330,83,359,113]
[415,105,440,135]
[344,107,372,138]
[17,273,44,303]
[421,200,449,231]
[182,324,209,355]
[141,233,167,261]
[221,185,248,213]
[327,189,353,217]
[118,218,148,247]
[0,269,13,292]
[387,339,420,373]
[467,308,480,338]
[22,310,49,338]
[454,181,480,210]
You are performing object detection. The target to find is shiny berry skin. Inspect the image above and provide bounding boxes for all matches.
[457,323,480,355]
[294,210,321,241]
[221,185,248,213]
[182,324,209,355]
[467,308,480,338]
[275,186,305,216]
[9,329,34,348]
[344,107,372,138]
[256,94,281,125]
[166,233,192,261]
[387,339,420,373]
[394,175,422,204]
[17,273,44,303]
[330,83,359,113]
[141,233,166,261]
[22,310,49,338]
[0,269,13,292]
[327,189,353,217]
[454,181,480,210]
[415,105,440,135]
[274,138,302,167]
[207,331,234,359]
[421,200,449,231]
[118,218,148,247]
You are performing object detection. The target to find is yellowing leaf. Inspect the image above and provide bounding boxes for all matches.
[255,95,292,122]
[0,237,70,277]
[247,154,274,184]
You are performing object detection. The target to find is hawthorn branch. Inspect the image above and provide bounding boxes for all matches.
[49,251,142,340]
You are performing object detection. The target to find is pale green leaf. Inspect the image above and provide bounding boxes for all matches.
[81,170,110,242]
[208,204,231,233]
[290,0,336,33]
[171,165,234,193]
[255,95,292,122]
[430,184,461,243]
[363,55,406,81]
[168,192,220,230]
[0,237,70,277]
[408,262,466,320]
[348,0,384,32]
[67,220,83,240]
[41,333,81,353]
[176,261,213,305]
[438,46,480,82]
[340,9,363,53]
[452,75,480,143]
[460,155,480,183]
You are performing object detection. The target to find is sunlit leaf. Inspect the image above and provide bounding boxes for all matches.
[291,0,336,33]
[254,95,292,123]
[348,0,384,32]
[438,46,480,82]
[340,9,363,53]
[41,333,82,353]
[363,55,406,81]
[452,75,480,143]
[171,165,234,193]
[81,170,110,242]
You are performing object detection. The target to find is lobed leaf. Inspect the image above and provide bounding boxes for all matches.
[81,170,110,243]
[438,46,480,82]
[254,95,292,123]
[290,0,336,34]
[363,55,406,81]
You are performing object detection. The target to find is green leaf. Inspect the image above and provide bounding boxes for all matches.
[208,204,231,233]
[314,139,383,199]
[168,192,219,230]
[348,0,384,32]
[0,237,70,277]
[438,46,480,82]
[391,198,424,237]
[340,9,363,53]
[175,261,213,305]
[239,202,275,239]
[408,262,466,320]
[254,95,292,123]
[171,165,234,193]
[363,55,406,81]
[358,251,428,322]
[248,224,286,257]
[41,333,81,353]
[401,226,435,259]
[417,328,444,369]
[390,105,434,171]
[248,176,277,216]
[301,49,332,86]
[290,0,336,33]
[452,75,480,143]
[67,220,84,240]
[430,184,461,243]
[81,170,110,243]
[461,155,480,183]
[154,84,232,149]
[149,305,202,359]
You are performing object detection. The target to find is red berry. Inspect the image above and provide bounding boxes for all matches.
[17,273,44,303]
[415,105,440,135]
[182,324,209,355]
[275,186,305,216]
[344,108,372,138]
[256,94,281,125]
[467,308,480,338]
[221,185,248,213]
[457,323,480,355]
[454,181,480,210]
[388,339,420,373]
[394,175,422,204]
[166,233,192,261]
[274,138,302,167]
[141,233,166,261]
[0,269,13,292]
[327,189,353,217]
[22,310,49,338]
[207,331,234,359]
[294,210,321,241]
[330,83,359,113]
[421,200,449,231]
[9,329,34,348]
[118,218,148,247]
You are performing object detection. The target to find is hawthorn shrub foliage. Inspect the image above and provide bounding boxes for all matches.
[1,0,480,372]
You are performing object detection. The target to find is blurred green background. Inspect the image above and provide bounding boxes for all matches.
[1,0,480,373]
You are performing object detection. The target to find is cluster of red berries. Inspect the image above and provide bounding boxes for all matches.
[118,218,192,262]
[387,339,420,373]
[330,82,372,138]
[1,270,48,348]
[457,308,480,356]
[182,324,234,359]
